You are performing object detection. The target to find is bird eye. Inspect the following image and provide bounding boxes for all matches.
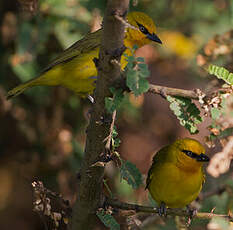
[136,22,149,35]
[139,26,145,32]
[182,150,195,158]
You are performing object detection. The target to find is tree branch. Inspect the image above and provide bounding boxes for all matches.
[71,1,129,229]
[114,77,201,100]
[148,84,199,100]
[106,198,233,222]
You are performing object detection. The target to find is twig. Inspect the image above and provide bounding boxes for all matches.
[114,14,138,31]
[104,110,117,151]
[32,181,71,230]
[148,84,199,100]
[106,197,233,222]
[113,77,200,100]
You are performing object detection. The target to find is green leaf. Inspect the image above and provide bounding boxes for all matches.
[120,160,142,189]
[105,88,124,114]
[138,63,147,70]
[127,55,135,63]
[96,210,120,230]
[208,64,233,85]
[136,57,145,62]
[210,127,233,140]
[125,54,150,96]
[112,126,121,150]
[211,107,222,120]
[132,44,139,50]
[167,96,203,134]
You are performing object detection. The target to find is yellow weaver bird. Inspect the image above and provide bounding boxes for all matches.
[7,12,162,99]
[146,138,209,215]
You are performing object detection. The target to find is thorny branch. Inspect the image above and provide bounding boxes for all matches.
[104,110,117,152]
[115,74,232,104]
[148,84,199,99]
[71,0,130,229]
[105,197,233,222]
[32,181,71,230]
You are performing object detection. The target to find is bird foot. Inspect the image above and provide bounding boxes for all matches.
[158,202,167,217]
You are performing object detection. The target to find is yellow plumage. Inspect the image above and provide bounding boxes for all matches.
[146,138,209,209]
[7,12,162,99]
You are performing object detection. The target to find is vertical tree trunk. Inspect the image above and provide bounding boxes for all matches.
[71,0,129,229]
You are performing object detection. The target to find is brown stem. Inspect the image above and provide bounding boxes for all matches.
[148,84,199,100]
[114,77,201,100]
[105,110,117,151]
[70,1,129,229]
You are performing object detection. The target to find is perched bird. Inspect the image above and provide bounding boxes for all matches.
[7,12,162,99]
[146,138,209,215]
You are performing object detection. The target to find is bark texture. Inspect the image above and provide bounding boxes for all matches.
[71,0,129,229]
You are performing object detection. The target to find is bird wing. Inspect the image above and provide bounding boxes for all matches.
[145,146,169,189]
[41,29,102,73]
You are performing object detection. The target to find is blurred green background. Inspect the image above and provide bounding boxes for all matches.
[0,0,233,229]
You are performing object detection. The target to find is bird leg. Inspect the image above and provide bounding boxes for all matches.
[158,202,167,217]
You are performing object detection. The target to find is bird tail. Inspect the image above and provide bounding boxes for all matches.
[6,75,46,100]
[6,81,33,99]
[6,72,58,100]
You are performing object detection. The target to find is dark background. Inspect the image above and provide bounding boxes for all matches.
[0,0,232,229]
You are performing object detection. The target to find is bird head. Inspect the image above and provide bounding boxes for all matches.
[125,12,162,48]
[174,138,209,171]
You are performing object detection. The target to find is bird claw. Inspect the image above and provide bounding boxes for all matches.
[158,202,167,217]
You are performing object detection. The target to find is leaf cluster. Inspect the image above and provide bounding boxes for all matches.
[96,210,120,230]
[208,64,233,85]
[125,55,150,96]
[166,95,203,134]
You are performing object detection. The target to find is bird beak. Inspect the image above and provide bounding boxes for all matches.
[196,153,210,162]
[147,33,162,44]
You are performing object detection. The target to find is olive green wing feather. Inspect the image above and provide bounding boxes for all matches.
[145,146,169,189]
[41,29,102,73]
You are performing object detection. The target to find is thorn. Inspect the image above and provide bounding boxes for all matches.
[98,153,113,163]
[87,95,95,104]
[122,10,128,18]
[159,89,167,99]
[211,207,216,213]
[76,172,81,180]
[100,114,112,124]
[111,45,126,59]
[93,57,99,68]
